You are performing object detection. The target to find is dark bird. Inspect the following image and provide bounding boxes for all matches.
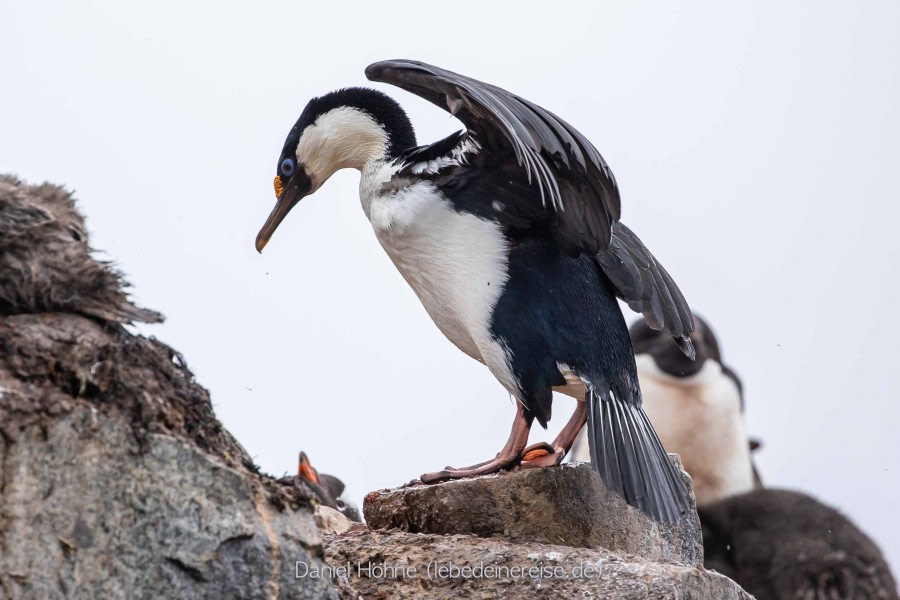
[0,175,161,325]
[701,489,899,600]
[571,314,759,505]
[255,60,696,521]
[297,451,361,522]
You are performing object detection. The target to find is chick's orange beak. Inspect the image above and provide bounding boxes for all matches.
[298,451,320,485]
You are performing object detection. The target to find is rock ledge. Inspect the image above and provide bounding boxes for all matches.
[364,460,702,567]
[324,529,752,599]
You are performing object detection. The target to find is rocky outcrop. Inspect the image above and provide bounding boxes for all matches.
[324,528,751,599]
[337,462,750,599]
[0,314,337,600]
[0,176,752,599]
[0,178,337,599]
[364,460,701,567]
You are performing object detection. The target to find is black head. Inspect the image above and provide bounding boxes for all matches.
[256,87,416,252]
[630,314,723,378]
[280,87,416,164]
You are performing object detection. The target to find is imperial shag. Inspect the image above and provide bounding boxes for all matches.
[256,60,696,521]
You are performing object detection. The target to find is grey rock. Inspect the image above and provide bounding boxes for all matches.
[0,174,336,598]
[0,311,337,599]
[314,505,355,535]
[364,460,703,567]
[323,529,753,600]
[0,406,335,600]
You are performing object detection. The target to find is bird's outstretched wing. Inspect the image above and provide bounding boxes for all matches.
[366,59,620,255]
[367,60,694,355]
[599,223,695,357]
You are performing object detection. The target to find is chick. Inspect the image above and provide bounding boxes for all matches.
[0,175,161,324]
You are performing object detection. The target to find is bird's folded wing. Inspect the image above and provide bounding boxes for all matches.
[366,59,619,255]
[597,222,695,358]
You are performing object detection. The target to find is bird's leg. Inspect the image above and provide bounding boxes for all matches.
[421,403,534,483]
[520,400,587,468]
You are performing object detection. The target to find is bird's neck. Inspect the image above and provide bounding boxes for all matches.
[306,108,393,180]
[358,158,395,218]
[324,105,416,166]
[355,129,419,219]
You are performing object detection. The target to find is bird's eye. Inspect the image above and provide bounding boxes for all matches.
[68,224,83,242]
[280,158,295,177]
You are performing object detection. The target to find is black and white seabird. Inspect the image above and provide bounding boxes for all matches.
[571,314,759,505]
[255,60,696,521]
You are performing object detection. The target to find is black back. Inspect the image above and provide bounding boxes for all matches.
[367,59,619,255]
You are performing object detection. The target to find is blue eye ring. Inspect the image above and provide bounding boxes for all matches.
[280,158,295,177]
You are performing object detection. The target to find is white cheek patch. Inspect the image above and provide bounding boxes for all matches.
[294,107,389,188]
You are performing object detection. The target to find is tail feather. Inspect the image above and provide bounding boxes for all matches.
[618,399,664,514]
[587,389,690,522]
[609,396,646,508]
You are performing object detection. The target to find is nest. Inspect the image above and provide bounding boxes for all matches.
[0,175,161,324]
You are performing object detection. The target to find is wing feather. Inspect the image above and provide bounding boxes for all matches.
[597,223,695,357]
[367,60,694,354]
[366,59,619,254]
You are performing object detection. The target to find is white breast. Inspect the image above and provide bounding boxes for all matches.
[360,173,517,394]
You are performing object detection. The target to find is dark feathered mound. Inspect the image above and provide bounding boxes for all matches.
[0,175,161,324]
[700,488,898,600]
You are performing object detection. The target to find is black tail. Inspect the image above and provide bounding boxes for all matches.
[587,389,691,522]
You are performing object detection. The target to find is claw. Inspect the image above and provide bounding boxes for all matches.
[421,470,456,484]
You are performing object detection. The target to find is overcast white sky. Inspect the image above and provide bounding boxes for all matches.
[4,0,899,573]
